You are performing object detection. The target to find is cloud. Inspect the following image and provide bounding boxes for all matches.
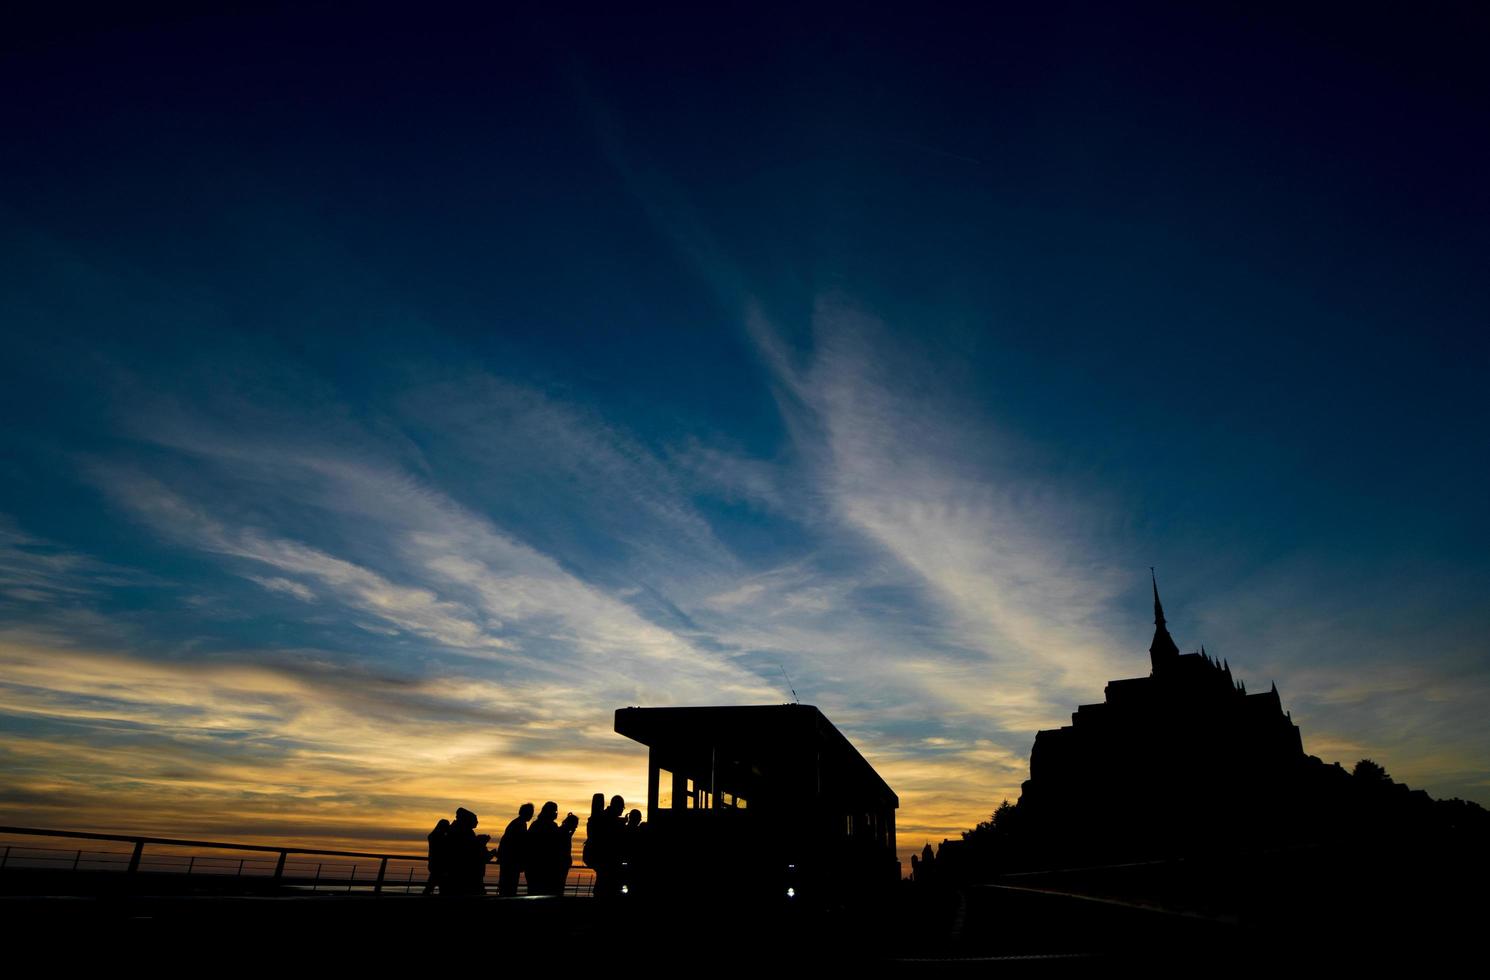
[585,114,1144,723]
[0,520,150,604]
[0,635,651,850]
[246,576,317,602]
[92,466,514,658]
[89,402,780,708]
[743,300,1141,716]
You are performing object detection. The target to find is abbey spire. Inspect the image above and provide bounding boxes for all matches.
[1149,568,1180,673]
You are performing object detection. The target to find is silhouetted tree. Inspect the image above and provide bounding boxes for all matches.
[963,799,1020,842]
[1353,759,1392,785]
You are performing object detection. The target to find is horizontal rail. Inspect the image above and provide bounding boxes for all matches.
[0,826,422,862]
[1,827,598,897]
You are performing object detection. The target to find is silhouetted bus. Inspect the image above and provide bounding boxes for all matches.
[613,704,899,905]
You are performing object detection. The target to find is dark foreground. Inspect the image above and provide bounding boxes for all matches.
[4,871,1475,973]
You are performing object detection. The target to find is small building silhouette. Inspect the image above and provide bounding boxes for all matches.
[1018,574,1307,859]
[614,704,899,901]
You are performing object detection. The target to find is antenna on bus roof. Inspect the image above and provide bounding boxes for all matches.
[779,665,800,705]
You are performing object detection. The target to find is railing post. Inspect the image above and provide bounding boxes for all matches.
[127,840,144,876]
[272,850,287,883]
[405,866,414,894]
[347,863,356,892]
[1,845,9,870]
[374,857,388,894]
[186,856,195,875]
[237,858,245,876]
[313,862,322,891]
[72,849,82,871]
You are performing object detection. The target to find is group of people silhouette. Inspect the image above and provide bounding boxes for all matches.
[425,793,645,897]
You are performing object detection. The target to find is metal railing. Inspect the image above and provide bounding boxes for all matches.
[0,826,596,897]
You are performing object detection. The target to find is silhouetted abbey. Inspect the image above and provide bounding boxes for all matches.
[1017,575,1310,861]
[930,574,1490,961]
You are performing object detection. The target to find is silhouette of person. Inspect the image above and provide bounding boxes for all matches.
[526,802,566,896]
[618,808,645,896]
[497,802,534,897]
[589,794,628,898]
[556,811,579,895]
[445,807,493,895]
[582,793,606,873]
[425,817,451,895]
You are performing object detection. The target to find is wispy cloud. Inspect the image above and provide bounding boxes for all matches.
[748,300,1139,713]
[246,576,317,602]
[585,112,1140,717]
[91,466,516,658]
[90,437,778,705]
[0,637,649,850]
[0,520,150,604]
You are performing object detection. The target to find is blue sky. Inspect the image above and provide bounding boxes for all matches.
[1,3,1487,853]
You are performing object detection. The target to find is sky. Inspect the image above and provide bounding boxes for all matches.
[1,3,1488,861]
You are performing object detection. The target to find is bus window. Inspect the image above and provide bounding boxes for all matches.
[657,768,673,810]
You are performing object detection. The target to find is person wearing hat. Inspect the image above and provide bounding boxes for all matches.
[444,807,493,895]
